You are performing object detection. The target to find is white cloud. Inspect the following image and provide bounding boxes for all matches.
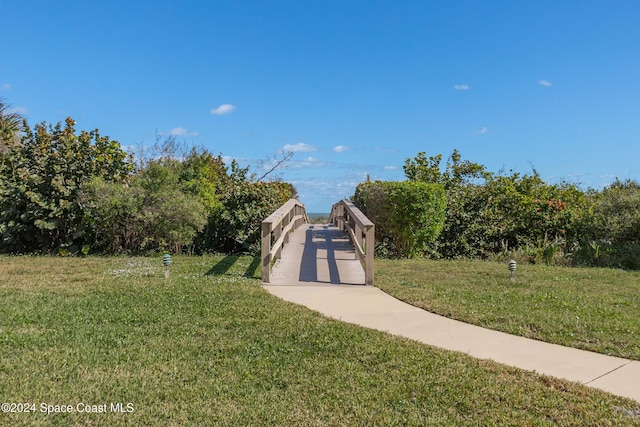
[167,127,199,137]
[454,84,470,90]
[283,142,317,153]
[473,127,488,135]
[384,165,398,171]
[333,145,349,153]
[538,80,552,87]
[210,104,236,115]
[1,83,11,91]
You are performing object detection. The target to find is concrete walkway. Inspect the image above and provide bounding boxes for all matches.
[263,224,640,403]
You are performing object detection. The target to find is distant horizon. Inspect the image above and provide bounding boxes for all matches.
[3,1,639,212]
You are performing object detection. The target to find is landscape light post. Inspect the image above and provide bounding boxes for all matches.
[163,254,172,278]
[508,259,517,283]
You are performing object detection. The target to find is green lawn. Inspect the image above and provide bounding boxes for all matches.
[376,259,640,360]
[0,255,638,426]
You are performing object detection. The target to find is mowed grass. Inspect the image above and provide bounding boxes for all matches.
[377,259,640,360]
[0,256,638,426]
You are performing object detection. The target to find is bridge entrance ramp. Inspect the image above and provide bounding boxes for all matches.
[266,224,366,286]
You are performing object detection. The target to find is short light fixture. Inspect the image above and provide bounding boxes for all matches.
[162,254,172,278]
[508,259,517,283]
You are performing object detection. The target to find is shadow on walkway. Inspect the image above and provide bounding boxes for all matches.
[298,225,356,284]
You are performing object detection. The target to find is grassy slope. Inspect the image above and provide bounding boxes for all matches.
[376,259,640,360]
[0,255,638,426]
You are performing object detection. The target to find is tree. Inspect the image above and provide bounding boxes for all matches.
[0,99,24,153]
[0,117,132,253]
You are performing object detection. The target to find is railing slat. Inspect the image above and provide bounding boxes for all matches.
[261,200,308,283]
[269,214,305,259]
[330,199,375,286]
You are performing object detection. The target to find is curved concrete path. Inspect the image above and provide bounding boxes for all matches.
[263,224,640,403]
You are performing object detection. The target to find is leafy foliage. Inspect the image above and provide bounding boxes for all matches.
[0,99,24,150]
[0,115,298,256]
[575,179,640,269]
[0,118,132,253]
[353,180,446,257]
[83,164,208,254]
[210,174,296,254]
[402,149,640,269]
[83,147,295,255]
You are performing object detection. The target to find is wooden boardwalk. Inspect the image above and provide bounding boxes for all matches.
[267,224,366,286]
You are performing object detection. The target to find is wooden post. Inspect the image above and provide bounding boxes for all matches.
[261,222,272,283]
[365,224,375,286]
[274,220,283,260]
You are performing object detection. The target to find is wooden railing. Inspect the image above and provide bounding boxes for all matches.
[329,199,375,286]
[261,199,309,283]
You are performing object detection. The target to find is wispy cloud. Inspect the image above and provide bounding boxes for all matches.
[210,104,236,115]
[1,83,11,91]
[333,145,349,153]
[453,84,470,90]
[167,127,199,137]
[283,142,317,153]
[384,165,398,171]
[473,127,488,136]
[538,80,552,87]
[292,156,327,168]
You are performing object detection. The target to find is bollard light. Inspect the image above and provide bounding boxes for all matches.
[162,254,172,278]
[162,254,172,266]
[508,259,517,283]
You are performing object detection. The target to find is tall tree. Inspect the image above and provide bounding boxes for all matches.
[0,117,132,253]
[0,99,24,153]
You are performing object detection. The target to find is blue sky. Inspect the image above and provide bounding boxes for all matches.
[2,1,639,212]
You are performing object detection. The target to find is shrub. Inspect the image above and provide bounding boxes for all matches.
[209,180,296,254]
[353,180,446,257]
[401,149,595,263]
[0,118,132,253]
[83,163,207,254]
[575,179,640,269]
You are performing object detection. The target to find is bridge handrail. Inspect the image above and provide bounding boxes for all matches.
[329,199,375,286]
[261,199,309,283]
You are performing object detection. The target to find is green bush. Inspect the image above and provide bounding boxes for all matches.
[353,180,446,257]
[575,179,640,269]
[83,163,207,254]
[0,118,298,256]
[0,118,132,253]
[210,179,296,254]
[402,149,593,263]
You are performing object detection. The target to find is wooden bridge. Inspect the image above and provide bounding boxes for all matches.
[261,199,374,286]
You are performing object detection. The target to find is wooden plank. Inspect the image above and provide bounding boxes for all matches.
[269,214,305,259]
[341,200,374,227]
[346,225,365,261]
[263,199,304,226]
[330,199,375,286]
[261,199,308,283]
